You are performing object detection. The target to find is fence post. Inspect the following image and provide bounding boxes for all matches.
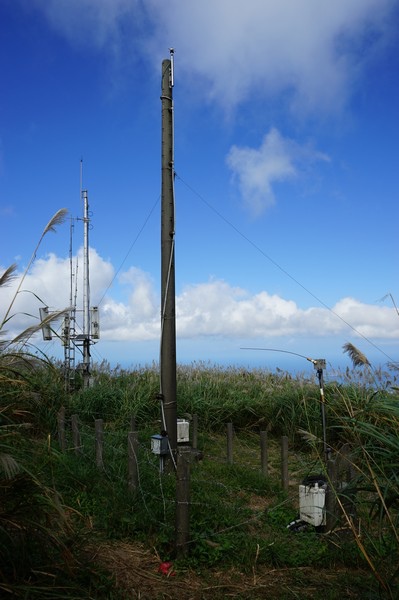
[95,419,104,469]
[281,436,289,491]
[227,422,234,465]
[176,446,191,557]
[128,431,139,492]
[260,431,268,476]
[192,414,198,450]
[71,414,81,455]
[57,406,66,452]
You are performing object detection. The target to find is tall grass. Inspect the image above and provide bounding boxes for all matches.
[3,352,399,596]
[327,379,399,593]
[0,212,119,598]
[1,208,68,332]
[81,361,324,441]
[71,356,398,594]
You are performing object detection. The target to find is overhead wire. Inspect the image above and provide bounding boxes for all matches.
[96,196,159,308]
[174,172,395,365]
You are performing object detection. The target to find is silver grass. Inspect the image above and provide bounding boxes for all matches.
[343,342,371,368]
[1,208,68,329]
[297,428,318,442]
[42,208,69,236]
[11,307,71,345]
[380,292,399,317]
[0,264,18,288]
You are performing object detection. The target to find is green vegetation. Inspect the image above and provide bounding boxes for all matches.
[2,226,399,597]
[1,348,399,598]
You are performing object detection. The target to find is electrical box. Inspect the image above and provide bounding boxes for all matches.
[39,307,52,341]
[299,482,326,527]
[151,434,169,456]
[177,419,190,443]
[91,306,100,339]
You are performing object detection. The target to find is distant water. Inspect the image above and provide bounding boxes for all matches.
[83,338,398,390]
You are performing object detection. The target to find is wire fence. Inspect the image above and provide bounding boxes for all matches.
[57,406,296,487]
[55,407,354,553]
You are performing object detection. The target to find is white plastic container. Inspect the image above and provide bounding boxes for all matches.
[177,419,190,443]
[299,482,326,527]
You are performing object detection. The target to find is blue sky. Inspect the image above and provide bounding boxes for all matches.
[1,0,398,374]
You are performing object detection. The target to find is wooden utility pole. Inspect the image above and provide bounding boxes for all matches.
[160,50,177,456]
[176,447,191,555]
[82,189,91,389]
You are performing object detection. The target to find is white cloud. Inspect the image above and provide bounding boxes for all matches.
[2,254,398,354]
[332,297,399,338]
[226,128,329,215]
[175,280,399,342]
[144,0,396,114]
[25,0,397,114]
[0,248,114,338]
[99,266,159,341]
[119,266,158,320]
[100,297,159,341]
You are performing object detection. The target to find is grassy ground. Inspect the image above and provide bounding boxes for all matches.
[1,359,399,598]
[36,426,393,598]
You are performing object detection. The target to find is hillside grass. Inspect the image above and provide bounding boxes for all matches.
[1,357,399,598]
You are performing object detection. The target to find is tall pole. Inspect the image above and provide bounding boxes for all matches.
[160,50,177,456]
[316,364,330,464]
[82,189,91,389]
[64,217,75,391]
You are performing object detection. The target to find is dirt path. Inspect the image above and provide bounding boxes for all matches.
[87,540,373,599]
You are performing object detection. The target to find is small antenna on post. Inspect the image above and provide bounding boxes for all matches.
[169,48,175,88]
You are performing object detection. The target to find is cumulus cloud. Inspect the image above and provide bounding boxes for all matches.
[100,266,159,341]
[331,297,399,338]
[119,266,158,320]
[175,280,399,341]
[226,128,329,215]
[25,0,396,114]
[0,248,114,338]
[125,284,399,344]
[2,253,398,352]
[146,0,396,114]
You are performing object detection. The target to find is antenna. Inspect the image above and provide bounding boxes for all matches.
[169,48,175,87]
[241,347,330,462]
[241,347,318,364]
[41,159,100,392]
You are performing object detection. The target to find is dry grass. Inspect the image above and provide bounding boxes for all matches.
[87,539,371,599]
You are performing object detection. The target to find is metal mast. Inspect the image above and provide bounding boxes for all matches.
[160,49,177,457]
[39,163,99,392]
[64,217,76,391]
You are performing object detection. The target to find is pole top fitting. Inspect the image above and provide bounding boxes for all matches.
[169,48,175,87]
[313,359,326,371]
